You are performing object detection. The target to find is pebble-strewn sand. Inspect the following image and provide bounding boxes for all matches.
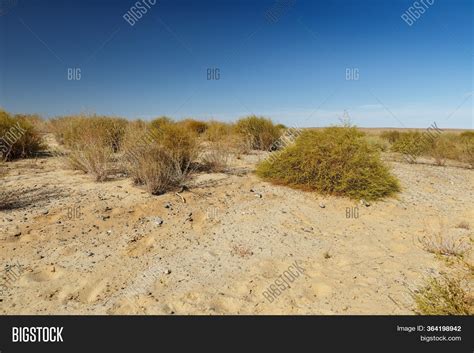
[1,140,472,314]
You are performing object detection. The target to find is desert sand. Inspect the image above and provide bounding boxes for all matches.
[0,135,472,314]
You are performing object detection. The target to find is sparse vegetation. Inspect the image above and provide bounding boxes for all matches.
[257,127,400,201]
[235,115,281,151]
[413,273,472,315]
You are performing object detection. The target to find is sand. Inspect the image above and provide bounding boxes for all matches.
[0,138,472,314]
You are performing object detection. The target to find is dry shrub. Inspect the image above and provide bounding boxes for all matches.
[365,135,390,152]
[67,144,113,182]
[14,113,49,134]
[150,116,173,131]
[413,273,472,315]
[0,162,6,177]
[419,233,471,257]
[0,110,45,161]
[390,131,426,162]
[459,132,474,168]
[51,115,127,152]
[380,130,401,144]
[55,115,128,181]
[455,221,470,230]
[235,115,281,151]
[200,141,230,172]
[123,122,200,194]
[65,121,116,181]
[204,121,233,142]
[178,119,208,135]
[428,135,458,166]
[257,127,400,201]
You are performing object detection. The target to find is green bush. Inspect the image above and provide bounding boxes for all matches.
[235,115,281,151]
[0,110,45,161]
[256,127,400,201]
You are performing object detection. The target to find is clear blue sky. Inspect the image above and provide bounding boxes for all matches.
[0,0,472,128]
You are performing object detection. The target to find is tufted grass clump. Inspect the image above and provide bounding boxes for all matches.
[256,126,400,201]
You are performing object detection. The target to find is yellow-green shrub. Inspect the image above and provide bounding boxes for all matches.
[257,127,400,201]
[235,115,281,151]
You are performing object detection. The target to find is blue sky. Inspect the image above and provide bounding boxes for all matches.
[0,0,472,128]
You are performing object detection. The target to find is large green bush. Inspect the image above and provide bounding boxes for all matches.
[256,127,400,201]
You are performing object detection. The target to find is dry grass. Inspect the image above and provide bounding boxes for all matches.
[418,232,471,258]
[455,221,470,230]
[413,273,472,315]
[200,141,230,172]
[230,244,253,258]
[257,126,400,201]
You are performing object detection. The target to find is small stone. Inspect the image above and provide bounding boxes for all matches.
[154,217,164,226]
[319,202,325,208]
[42,210,49,215]
[164,269,171,275]
[255,193,262,198]
[164,202,172,209]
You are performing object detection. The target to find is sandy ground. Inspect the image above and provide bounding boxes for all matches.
[0,138,473,315]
